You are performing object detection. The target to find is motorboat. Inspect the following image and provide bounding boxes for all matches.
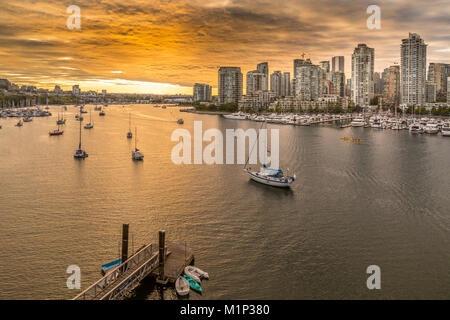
[409,123,423,134]
[441,123,450,136]
[424,122,439,134]
[177,118,184,124]
[350,117,365,127]
[16,120,23,127]
[223,112,247,120]
[175,276,190,296]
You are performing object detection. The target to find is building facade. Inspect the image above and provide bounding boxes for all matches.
[427,63,450,101]
[351,44,374,106]
[193,83,212,102]
[218,67,243,104]
[382,65,400,106]
[332,56,345,73]
[400,33,427,106]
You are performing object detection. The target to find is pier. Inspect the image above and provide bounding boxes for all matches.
[73,228,194,300]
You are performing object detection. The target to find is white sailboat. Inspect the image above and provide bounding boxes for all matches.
[132,127,144,160]
[84,108,94,129]
[74,109,88,159]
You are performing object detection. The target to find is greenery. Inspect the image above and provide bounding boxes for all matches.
[194,102,238,113]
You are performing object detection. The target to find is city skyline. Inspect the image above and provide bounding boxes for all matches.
[0,0,449,95]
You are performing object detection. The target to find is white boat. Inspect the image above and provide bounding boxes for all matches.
[351,117,365,127]
[175,276,190,296]
[441,123,450,136]
[184,267,201,283]
[185,266,209,280]
[244,165,296,188]
[254,115,266,122]
[74,110,88,159]
[424,122,439,134]
[84,109,94,129]
[132,127,144,160]
[409,123,423,134]
[223,112,247,120]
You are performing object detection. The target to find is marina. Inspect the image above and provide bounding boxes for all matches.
[0,104,449,300]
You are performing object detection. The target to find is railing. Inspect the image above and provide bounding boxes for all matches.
[73,243,156,300]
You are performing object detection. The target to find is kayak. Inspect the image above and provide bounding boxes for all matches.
[183,275,202,293]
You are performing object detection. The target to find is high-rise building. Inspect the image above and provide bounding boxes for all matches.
[320,61,330,73]
[400,33,427,106]
[270,71,283,97]
[218,67,243,104]
[193,83,212,102]
[351,44,374,106]
[257,62,269,91]
[332,72,345,97]
[373,72,382,94]
[247,70,266,95]
[428,63,450,101]
[425,80,436,103]
[382,65,400,106]
[332,56,345,73]
[72,85,81,96]
[282,72,291,96]
[447,77,450,104]
[293,59,323,101]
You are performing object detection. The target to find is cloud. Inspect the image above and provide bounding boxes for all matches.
[0,0,448,94]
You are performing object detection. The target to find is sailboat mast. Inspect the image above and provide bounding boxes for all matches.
[135,127,137,151]
[79,108,82,149]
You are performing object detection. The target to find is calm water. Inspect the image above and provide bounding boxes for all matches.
[0,105,449,300]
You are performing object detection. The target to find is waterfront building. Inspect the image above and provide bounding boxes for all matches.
[401,33,427,106]
[351,44,374,106]
[332,72,345,97]
[257,62,269,91]
[270,71,283,97]
[293,59,323,101]
[428,63,450,101]
[332,56,345,73]
[425,80,436,103]
[239,90,276,110]
[193,83,212,102]
[72,85,81,96]
[218,67,243,104]
[382,65,400,106]
[282,72,291,97]
[247,71,266,95]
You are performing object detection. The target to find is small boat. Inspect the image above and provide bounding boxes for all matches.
[74,110,88,159]
[23,116,32,122]
[424,122,439,134]
[101,258,122,276]
[175,276,190,296]
[183,275,202,293]
[184,267,201,283]
[245,165,296,188]
[99,110,105,116]
[409,123,423,134]
[84,109,94,129]
[162,105,167,109]
[441,123,450,137]
[350,117,365,127]
[127,113,132,139]
[185,266,209,280]
[177,118,184,125]
[132,127,144,160]
[16,120,23,127]
[49,126,64,136]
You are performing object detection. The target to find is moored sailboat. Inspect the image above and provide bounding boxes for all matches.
[127,112,132,139]
[131,127,144,160]
[74,109,88,159]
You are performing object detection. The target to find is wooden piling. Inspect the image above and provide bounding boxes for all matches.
[157,230,166,283]
[121,224,129,265]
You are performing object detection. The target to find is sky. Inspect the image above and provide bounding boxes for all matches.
[0,0,449,95]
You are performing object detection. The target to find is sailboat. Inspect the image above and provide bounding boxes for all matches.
[132,127,144,160]
[84,108,94,129]
[127,113,132,139]
[243,123,295,188]
[49,123,64,136]
[74,109,88,159]
[57,108,66,125]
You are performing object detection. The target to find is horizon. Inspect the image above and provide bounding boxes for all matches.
[1,0,449,95]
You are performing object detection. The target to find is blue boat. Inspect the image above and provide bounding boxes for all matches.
[101,258,122,274]
[183,275,202,293]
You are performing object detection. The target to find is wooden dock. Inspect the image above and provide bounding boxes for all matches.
[73,229,194,300]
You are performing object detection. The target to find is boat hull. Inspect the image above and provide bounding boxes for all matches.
[246,170,293,188]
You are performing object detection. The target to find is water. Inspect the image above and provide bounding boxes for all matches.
[0,105,449,300]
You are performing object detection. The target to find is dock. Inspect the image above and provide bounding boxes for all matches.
[73,228,194,300]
